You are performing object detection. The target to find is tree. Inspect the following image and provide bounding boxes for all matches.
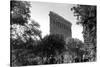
[10,0,31,25]
[71,5,96,61]
[10,0,42,50]
[34,34,66,64]
[24,20,42,40]
[11,34,66,65]
[65,38,86,62]
[10,20,41,50]
[10,0,42,66]
[10,22,42,66]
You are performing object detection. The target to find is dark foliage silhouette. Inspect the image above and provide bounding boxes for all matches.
[10,0,31,25]
[71,5,96,61]
[33,34,66,64]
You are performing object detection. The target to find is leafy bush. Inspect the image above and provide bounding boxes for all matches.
[65,38,87,62]
[33,34,66,64]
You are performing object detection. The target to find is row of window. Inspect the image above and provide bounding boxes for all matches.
[51,20,71,31]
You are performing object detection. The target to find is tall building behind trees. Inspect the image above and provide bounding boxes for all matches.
[49,11,72,40]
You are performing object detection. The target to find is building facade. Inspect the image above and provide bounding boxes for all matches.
[49,11,72,40]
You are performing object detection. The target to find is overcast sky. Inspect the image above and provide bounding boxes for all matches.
[30,1,84,41]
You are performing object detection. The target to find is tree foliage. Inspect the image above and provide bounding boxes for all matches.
[71,5,96,61]
[65,38,86,62]
[10,0,42,50]
[10,0,31,25]
[32,34,66,64]
[11,34,67,65]
[10,21,41,50]
[40,34,66,56]
[10,0,42,66]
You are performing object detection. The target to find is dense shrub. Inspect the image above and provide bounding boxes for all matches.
[65,38,88,62]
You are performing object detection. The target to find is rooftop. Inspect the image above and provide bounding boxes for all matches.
[49,11,72,26]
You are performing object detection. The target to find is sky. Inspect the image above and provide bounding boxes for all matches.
[30,1,84,41]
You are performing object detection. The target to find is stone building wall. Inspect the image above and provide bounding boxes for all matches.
[49,11,72,40]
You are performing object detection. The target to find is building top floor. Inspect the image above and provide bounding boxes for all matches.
[49,11,72,27]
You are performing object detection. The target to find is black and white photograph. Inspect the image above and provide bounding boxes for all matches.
[10,0,97,66]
